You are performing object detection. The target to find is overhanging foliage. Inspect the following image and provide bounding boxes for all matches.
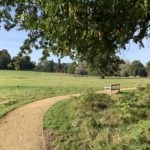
[0,0,150,71]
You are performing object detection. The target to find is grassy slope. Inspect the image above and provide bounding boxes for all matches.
[43,88,150,150]
[0,70,150,118]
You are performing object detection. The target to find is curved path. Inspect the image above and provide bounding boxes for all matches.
[0,88,135,150]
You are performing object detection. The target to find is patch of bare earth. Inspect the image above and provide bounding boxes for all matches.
[43,129,56,150]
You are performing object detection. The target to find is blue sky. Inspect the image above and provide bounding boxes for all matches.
[0,28,150,64]
[0,28,71,63]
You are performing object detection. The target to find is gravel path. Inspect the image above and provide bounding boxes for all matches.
[0,88,135,150]
[0,94,80,150]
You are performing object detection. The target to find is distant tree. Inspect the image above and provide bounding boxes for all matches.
[129,60,147,77]
[20,56,35,70]
[11,56,20,70]
[119,60,131,77]
[7,62,13,70]
[53,63,58,72]
[75,63,88,75]
[9,55,35,70]
[42,60,54,72]
[90,53,124,78]
[35,60,55,72]
[0,49,11,69]
[34,62,43,71]
[146,61,150,76]
[61,63,69,73]
[67,63,76,74]
[87,69,99,76]
[58,58,61,72]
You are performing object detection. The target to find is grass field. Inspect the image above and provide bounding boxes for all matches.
[0,70,150,118]
[43,87,150,150]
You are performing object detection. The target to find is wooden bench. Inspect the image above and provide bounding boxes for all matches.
[104,84,120,94]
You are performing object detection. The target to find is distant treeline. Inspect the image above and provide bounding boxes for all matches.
[1,49,150,77]
[0,49,35,70]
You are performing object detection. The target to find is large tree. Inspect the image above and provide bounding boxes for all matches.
[0,1,150,72]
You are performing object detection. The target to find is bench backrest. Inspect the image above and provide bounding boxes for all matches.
[111,84,120,90]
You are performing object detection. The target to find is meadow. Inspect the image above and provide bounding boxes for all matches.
[43,87,150,150]
[0,70,150,118]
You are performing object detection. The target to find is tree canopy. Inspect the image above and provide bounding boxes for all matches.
[129,60,147,77]
[0,0,150,71]
[0,49,11,69]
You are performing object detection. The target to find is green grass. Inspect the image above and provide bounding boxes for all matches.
[43,87,150,150]
[0,70,150,118]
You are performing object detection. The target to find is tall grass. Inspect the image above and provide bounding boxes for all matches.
[43,85,150,150]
